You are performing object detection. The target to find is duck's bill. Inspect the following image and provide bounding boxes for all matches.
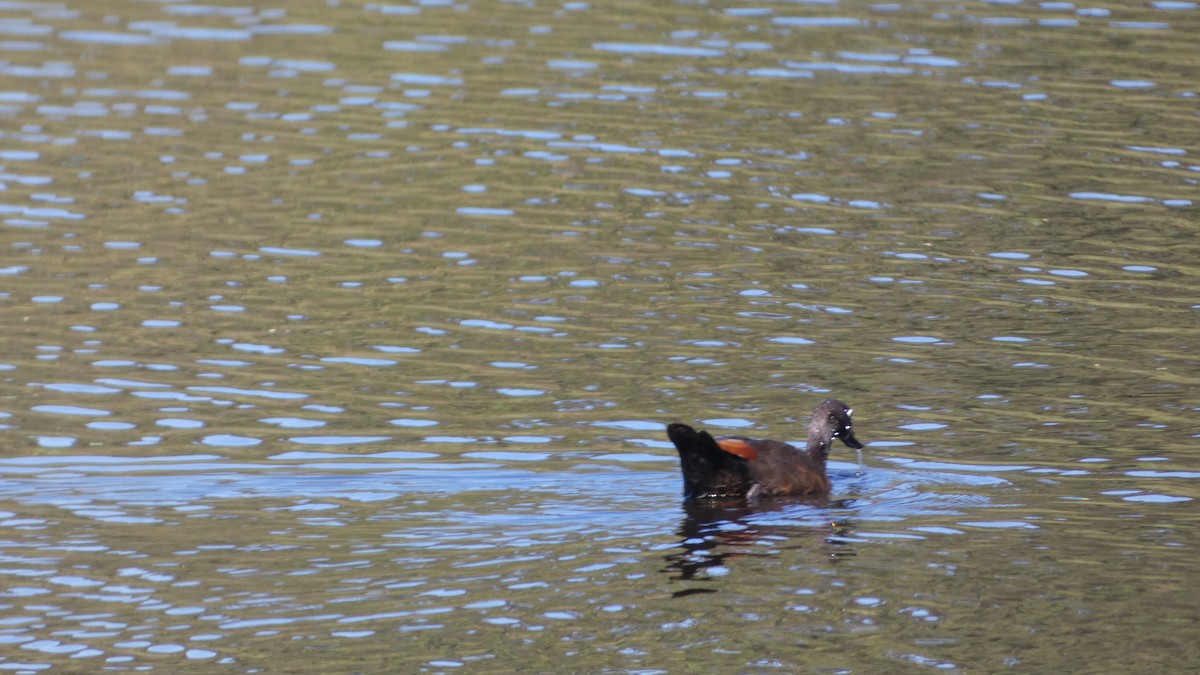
[840,431,864,450]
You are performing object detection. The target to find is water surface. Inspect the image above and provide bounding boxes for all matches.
[1,0,1197,671]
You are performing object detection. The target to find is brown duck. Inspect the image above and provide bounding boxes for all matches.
[666,399,864,500]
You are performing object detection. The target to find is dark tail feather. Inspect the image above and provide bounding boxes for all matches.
[666,423,750,499]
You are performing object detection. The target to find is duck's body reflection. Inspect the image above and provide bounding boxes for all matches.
[665,498,859,593]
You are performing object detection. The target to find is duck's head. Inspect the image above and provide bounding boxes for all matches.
[811,399,864,449]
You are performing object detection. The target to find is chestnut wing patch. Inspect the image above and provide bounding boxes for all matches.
[715,438,758,461]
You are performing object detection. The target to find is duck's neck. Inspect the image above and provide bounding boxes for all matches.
[805,424,834,466]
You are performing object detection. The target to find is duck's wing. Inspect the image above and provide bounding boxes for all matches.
[714,437,758,460]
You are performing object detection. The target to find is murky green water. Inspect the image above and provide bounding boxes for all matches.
[1,0,1197,672]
